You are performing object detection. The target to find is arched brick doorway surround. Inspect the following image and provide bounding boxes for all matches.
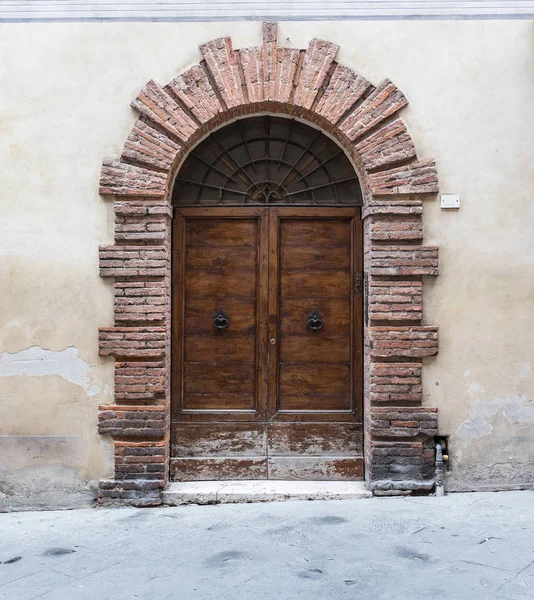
[97,23,439,506]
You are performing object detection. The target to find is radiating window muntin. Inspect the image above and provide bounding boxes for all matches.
[173,116,362,206]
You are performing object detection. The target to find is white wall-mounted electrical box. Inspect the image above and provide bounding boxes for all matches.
[440,194,460,209]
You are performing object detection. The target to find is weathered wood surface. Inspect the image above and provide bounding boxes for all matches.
[171,207,364,481]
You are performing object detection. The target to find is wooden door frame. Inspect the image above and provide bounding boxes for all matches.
[170,206,364,482]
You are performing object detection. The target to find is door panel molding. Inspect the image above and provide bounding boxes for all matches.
[268,208,363,423]
[172,208,269,423]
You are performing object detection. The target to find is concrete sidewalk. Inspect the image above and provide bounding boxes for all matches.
[1,491,533,600]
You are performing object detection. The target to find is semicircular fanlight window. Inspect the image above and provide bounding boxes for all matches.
[172,116,362,206]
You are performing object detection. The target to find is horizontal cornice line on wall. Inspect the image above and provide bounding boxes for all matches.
[2,1,534,22]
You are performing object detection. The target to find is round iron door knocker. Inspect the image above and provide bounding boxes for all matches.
[307,309,323,331]
[213,309,229,330]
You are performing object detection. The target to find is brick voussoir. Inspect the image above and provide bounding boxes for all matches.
[131,80,198,143]
[293,38,339,109]
[315,64,371,124]
[121,120,181,171]
[340,79,408,142]
[167,64,223,123]
[275,48,300,103]
[355,117,417,171]
[262,22,278,102]
[240,46,264,103]
[200,37,246,108]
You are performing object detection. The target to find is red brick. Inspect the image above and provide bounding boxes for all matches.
[99,327,167,359]
[368,216,423,242]
[121,120,181,171]
[262,22,278,101]
[362,200,423,219]
[293,39,339,109]
[356,118,416,171]
[340,80,408,141]
[114,201,171,243]
[368,245,438,276]
[369,159,439,196]
[99,246,169,278]
[370,407,438,438]
[167,64,223,123]
[98,404,168,439]
[367,327,438,359]
[99,159,167,197]
[368,280,422,322]
[367,439,435,487]
[316,64,371,124]
[200,37,246,109]
[115,360,167,401]
[369,361,422,404]
[275,48,300,103]
[240,46,263,103]
[131,80,197,143]
[113,201,172,218]
[114,281,170,324]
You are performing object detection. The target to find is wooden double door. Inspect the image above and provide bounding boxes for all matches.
[171,207,363,480]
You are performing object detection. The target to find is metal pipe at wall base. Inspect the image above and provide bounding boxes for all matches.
[435,442,445,497]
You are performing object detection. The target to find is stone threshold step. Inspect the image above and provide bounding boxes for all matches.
[162,480,372,505]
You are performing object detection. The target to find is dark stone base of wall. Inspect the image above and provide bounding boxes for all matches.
[98,479,163,507]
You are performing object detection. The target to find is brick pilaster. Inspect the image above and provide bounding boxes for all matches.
[98,198,172,507]
[363,194,439,494]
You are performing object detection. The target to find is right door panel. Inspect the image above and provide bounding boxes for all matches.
[267,208,363,480]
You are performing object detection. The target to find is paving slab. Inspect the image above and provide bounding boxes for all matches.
[0,490,533,600]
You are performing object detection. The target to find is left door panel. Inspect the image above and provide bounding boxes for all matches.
[171,208,269,480]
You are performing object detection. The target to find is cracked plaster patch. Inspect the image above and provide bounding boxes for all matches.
[0,346,102,396]
[456,395,534,446]
[519,363,532,376]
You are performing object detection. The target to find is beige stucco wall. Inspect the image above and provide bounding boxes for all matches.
[1,20,533,509]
